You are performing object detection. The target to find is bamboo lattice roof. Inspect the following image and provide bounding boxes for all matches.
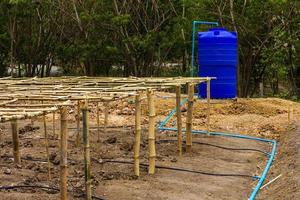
[0,76,212,122]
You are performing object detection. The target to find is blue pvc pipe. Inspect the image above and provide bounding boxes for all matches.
[191,21,219,77]
[157,98,277,200]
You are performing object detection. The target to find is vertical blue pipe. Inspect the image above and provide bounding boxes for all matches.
[190,21,219,77]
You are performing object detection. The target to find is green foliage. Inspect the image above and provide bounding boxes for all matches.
[0,0,298,98]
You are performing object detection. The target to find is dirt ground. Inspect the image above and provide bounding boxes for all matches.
[0,95,300,199]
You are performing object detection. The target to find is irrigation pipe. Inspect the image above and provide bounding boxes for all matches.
[158,98,277,200]
[100,160,259,179]
[0,185,105,200]
[158,139,269,156]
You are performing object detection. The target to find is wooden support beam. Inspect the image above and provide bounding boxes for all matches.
[206,79,211,133]
[97,102,100,142]
[175,86,182,157]
[11,119,21,164]
[147,89,156,174]
[76,100,81,147]
[82,101,92,200]
[134,93,141,176]
[43,113,51,181]
[60,107,68,200]
[186,83,194,153]
[104,102,109,134]
[53,112,56,137]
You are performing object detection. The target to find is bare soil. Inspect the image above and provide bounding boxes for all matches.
[0,96,299,200]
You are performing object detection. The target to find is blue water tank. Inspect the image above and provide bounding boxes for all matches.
[198,27,238,99]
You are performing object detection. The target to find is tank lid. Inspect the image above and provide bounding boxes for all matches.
[209,27,228,31]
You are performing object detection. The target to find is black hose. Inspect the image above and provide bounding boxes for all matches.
[157,139,269,156]
[101,160,257,179]
[0,185,105,200]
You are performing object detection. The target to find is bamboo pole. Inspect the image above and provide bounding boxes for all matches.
[82,100,92,200]
[175,86,182,157]
[147,89,156,174]
[97,102,100,142]
[186,83,194,153]
[134,93,141,176]
[11,119,21,164]
[104,102,109,134]
[76,100,81,147]
[52,112,56,137]
[60,106,68,200]
[43,113,51,181]
[206,79,211,133]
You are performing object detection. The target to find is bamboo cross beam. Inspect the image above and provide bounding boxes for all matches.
[134,93,142,176]
[82,100,92,200]
[147,89,156,174]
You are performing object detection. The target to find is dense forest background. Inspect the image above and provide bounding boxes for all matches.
[0,0,299,98]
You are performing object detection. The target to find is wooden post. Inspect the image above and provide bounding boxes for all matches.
[60,107,68,200]
[97,102,100,142]
[175,86,182,157]
[186,83,194,153]
[147,89,156,174]
[82,101,92,200]
[11,119,21,164]
[104,102,109,134]
[52,112,56,137]
[43,113,51,181]
[76,100,81,147]
[134,93,141,176]
[206,79,211,133]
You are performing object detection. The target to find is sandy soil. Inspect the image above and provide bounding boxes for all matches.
[0,96,299,199]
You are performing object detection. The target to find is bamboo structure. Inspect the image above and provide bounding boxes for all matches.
[134,93,141,176]
[43,113,51,181]
[76,100,81,147]
[52,112,56,137]
[11,119,21,164]
[147,89,156,174]
[175,86,183,157]
[186,83,194,153]
[104,102,109,134]
[82,101,92,200]
[97,102,100,142]
[60,107,68,200]
[206,79,211,133]
[0,76,212,188]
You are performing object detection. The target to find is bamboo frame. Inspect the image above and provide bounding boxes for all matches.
[60,106,68,200]
[97,102,100,142]
[11,119,21,164]
[104,102,109,135]
[76,100,81,147]
[0,76,213,186]
[186,83,194,153]
[206,79,211,133]
[134,93,141,176]
[82,101,92,200]
[175,86,183,157]
[43,113,51,181]
[53,112,56,137]
[147,89,156,174]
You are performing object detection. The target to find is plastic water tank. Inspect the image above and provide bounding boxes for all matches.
[198,27,237,99]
